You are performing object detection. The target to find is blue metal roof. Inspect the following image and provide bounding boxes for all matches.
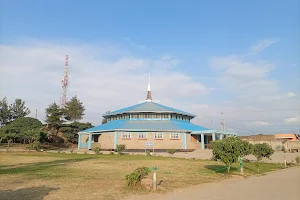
[79,119,209,133]
[103,101,195,117]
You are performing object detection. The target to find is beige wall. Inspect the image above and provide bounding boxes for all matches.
[243,140,300,150]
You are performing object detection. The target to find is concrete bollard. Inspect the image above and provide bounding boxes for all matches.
[153,172,157,191]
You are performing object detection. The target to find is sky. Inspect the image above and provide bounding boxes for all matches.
[0,0,299,135]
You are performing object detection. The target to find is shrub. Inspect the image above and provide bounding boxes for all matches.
[252,143,275,173]
[116,144,126,155]
[70,148,74,154]
[110,151,114,155]
[146,151,151,156]
[125,166,151,187]
[30,141,41,151]
[93,147,101,155]
[211,136,252,173]
[166,149,176,155]
[296,156,300,165]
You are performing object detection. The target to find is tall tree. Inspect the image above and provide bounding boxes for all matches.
[63,96,85,122]
[10,98,31,120]
[0,97,12,127]
[45,102,64,129]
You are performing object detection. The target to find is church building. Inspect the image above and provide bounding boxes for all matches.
[78,76,235,151]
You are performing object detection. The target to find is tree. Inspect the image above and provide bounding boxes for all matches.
[59,122,93,144]
[211,136,252,173]
[10,98,31,120]
[63,96,85,122]
[0,97,12,127]
[253,143,275,172]
[45,102,64,130]
[1,117,43,135]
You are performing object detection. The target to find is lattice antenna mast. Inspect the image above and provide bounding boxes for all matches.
[60,55,69,108]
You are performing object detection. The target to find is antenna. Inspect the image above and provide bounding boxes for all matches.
[60,55,69,108]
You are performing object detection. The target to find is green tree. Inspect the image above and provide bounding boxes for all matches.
[63,96,85,122]
[0,97,12,127]
[10,98,31,120]
[253,143,275,172]
[59,122,93,144]
[102,118,108,124]
[1,117,43,135]
[211,136,252,173]
[45,102,64,130]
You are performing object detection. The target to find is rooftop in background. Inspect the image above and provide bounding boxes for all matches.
[103,101,196,118]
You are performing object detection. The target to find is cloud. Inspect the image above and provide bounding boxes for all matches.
[245,121,272,126]
[284,116,300,124]
[0,40,210,124]
[250,38,279,53]
[124,37,147,51]
[287,92,297,97]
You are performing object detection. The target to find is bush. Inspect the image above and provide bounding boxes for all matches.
[296,156,300,164]
[146,151,151,156]
[116,144,126,155]
[93,147,101,155]
[125,166,151,187]
[211,136,252,173]
[30,141,41,151]
[166,149,176,155]
[110,151,114,155]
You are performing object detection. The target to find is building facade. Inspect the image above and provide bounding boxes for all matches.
[78,78,235,151]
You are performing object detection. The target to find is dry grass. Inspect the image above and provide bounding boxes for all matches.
[0,152,283,200]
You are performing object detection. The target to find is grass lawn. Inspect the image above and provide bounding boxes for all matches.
[0,152,284,200]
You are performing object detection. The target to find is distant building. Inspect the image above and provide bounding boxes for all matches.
[78,77,236,151]
[275,134,299,141]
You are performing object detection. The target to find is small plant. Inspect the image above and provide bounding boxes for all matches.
[253,143,275,173]
[84,151,87,154]
[296,156,300,165]
[110,151,114,155]
[166,149,176,155]
[146,151,151,156]
[125,166,151,187]
[70,148,74,154]
[116,144,126,155]
[30,141,41,151]
[93,147,101,155]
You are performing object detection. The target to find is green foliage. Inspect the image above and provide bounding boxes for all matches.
[252,143,275,162]
[116,144,126,155]
[45,102,65,129]
[146,150,151,156]
[166,149,176,155]
[10,98,31,120]
[211,136,252,173]
[0,97,12,127]
[30,141,41,151]
[125,166,151,187]
[110,151,114,155]
[93,147,101,154]
[1,117,43,135]
[295,156,300,164]
[59,122,93,144]
[63,96,85,122]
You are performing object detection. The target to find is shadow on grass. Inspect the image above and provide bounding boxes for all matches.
[0,157,94,176]
[204,165,238,173]
[0,186,58,200]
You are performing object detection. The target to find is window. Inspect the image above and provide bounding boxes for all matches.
[93,135,99,142]
[154,133,163,139]
[137,133,147,139]
[121,132,131,139]
[170,133,180,139]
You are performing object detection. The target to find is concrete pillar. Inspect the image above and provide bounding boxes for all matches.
[201,133,205,149]
[114,132,118,150]
[78,134,82,149]
[88,133,92,150]
[212,132,216,141]
[182,133,187,149]
[220,134,224,140]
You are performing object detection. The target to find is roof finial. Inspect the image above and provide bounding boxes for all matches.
[146,73,152,101]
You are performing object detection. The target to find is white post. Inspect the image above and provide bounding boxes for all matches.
[284,156,287,168]
[153,172,157,191]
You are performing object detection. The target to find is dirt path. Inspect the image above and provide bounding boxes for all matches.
[127,167,300,200]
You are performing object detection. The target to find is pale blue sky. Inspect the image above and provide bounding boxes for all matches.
[1,0,299,134]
